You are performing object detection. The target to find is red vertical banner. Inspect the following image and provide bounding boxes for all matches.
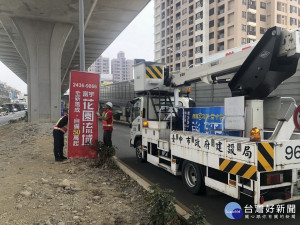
[68,71,99,158]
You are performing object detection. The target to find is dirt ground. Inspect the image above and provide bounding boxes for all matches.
[0,121,149,225]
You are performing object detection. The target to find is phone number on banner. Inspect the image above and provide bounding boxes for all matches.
[72,83,97,89]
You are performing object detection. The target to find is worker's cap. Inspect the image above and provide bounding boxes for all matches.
[105,102,113,108]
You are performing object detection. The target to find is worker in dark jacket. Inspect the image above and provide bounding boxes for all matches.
[53,114,68,161]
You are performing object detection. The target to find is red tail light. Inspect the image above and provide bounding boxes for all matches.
[284,193,291,200]
[260,196,265,204]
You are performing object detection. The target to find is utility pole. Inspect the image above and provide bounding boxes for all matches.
[79,0,85,71]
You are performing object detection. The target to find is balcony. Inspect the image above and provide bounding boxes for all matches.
[248,2,256,10]
[247,21,256,27]
[247,30,256,36]
[247,33,256,40]
[247,16,256,23]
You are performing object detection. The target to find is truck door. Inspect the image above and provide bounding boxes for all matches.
[130,98,143,146]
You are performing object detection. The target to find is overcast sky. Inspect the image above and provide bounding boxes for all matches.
[0,0,154,94]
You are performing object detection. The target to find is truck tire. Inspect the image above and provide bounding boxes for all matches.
[135,139,146,163]
[182,160,206,194]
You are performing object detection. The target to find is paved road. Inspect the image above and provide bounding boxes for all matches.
[112,123,300,225]
[0,111,25,126]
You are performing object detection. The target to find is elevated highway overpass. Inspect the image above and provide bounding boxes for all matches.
[0,0,150,122]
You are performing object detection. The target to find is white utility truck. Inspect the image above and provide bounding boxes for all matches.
[129,27,300,205]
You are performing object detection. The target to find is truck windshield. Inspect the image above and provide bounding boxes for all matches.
[132,99,141,120]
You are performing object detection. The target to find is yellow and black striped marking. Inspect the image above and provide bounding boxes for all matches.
[219,158,257,180]
[146,66,163,79]
[257,142,274,172]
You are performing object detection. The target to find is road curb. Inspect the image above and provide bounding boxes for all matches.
[112,156,192,221]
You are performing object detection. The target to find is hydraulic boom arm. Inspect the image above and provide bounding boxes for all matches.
[166,27,300,99]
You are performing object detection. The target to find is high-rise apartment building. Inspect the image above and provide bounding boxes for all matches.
[88,55,110,74]
[0,81,10,104]
[154,0,300,72]
[111,51,134,82]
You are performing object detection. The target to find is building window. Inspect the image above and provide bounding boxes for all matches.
[182,50,187,56]
[260,2,266,9]
[176,12,181,21]
[196,12,203,20]
[218,17,224,27]
[195,46,203,53]
[260,15,266,22]
[242,0,246,5]
[182,8,187,15]
[161,21,165,29]
[176,32,181,41]
[182,29,187,36]
[290,5,297,13]
[209,8,214,16]
[176,2,181,11]
[188,49,193,57]
[189,5,194,14]
[196,1,203,8]
[182,40,187,46]
[195,57,203,64]
[248,12,256,22]
[260,27,266,34]
[242,24,246,31]
[247,25,256,35]
[182,61,186,68]
[161,49,165,56]
[209,20,214,28]
[182,0,187,4]
[290,17,297,25]
[209,0,214,4]
[196,34,203,42]
[189,16,194,25]
[242,11,246,19]
[218,30,224,39]
[218,42,224,51]
[195,23,203,31]
[218,5,225,15]
[209,32,214,39]
[182,19,187,26]
[189,38,194,46]
[209,44,214,51]
[241,38,246,45]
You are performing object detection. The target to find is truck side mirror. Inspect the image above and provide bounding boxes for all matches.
[142,108,146,119]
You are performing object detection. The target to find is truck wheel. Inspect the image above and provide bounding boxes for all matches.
[182,160,206,194]
[135,140,146,163]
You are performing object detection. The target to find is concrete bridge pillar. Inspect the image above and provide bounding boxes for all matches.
[14,19,72,122]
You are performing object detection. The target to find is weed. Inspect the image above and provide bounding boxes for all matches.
[90,140,116,167]
[145,184,180,225]
[187,205,206,225]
